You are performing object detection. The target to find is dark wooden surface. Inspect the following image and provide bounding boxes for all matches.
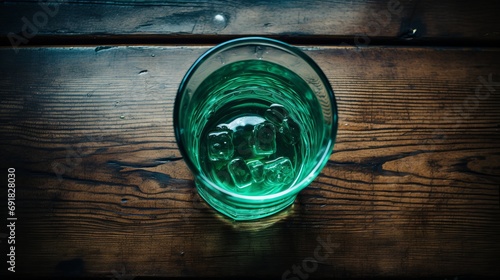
[1,1,500,279]
[1,0,500,45]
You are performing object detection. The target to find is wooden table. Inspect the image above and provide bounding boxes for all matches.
[1,1,499,279]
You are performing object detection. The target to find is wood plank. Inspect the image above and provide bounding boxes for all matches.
[1,0,500,48]
[1,45,500,278]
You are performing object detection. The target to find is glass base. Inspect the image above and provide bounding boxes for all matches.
[196,180,296,221]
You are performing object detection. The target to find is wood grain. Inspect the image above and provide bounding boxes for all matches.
[1,45,499,278]
[1,0,500,47]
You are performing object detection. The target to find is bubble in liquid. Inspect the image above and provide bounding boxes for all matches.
[253,122,276,155]
[264,157,294,186]
[227,158,253,189]
[207,129,234,161]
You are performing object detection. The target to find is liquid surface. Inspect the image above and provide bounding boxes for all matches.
[192,60,323,196]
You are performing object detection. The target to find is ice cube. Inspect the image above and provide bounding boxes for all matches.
[227,158,253,189]
[207,129,234,161]
[253,122,276,155]
[264,157,294,185]
[247,160,264,183]
[281,117,300,144]
[265,104,289,125]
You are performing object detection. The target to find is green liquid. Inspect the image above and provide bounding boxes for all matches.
[191,60,324,196]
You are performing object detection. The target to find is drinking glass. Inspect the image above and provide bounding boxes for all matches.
[174,37,338,220]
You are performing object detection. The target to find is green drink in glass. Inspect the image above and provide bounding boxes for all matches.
[174,37,338,220]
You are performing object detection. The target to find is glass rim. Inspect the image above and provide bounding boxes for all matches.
[173,36,338,202]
